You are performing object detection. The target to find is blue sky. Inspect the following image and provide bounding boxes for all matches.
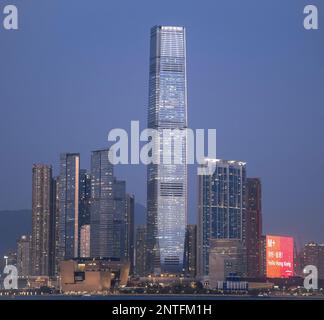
[0,0,323,245]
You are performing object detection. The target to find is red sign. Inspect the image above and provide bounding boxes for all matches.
[266,235,294,278]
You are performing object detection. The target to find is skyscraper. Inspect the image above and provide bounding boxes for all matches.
[125,194,135,274]
[146,26,188,274]
[260,235,266,277]
[31,164,52,276]
[112,179,127,259]
[59,153,80,259]
[80,224,91,258]
[302,242,324,280]
[135,225,147,277]
[79,169,91,227]
[246,178,262,278]
[184,225,197,277]
[90,149,114,258]
[197,159,246,276]
[49,176,60,276]
[17,235,31,277]
[79,169,91,256]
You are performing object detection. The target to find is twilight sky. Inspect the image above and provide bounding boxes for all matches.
[0,0,323,246]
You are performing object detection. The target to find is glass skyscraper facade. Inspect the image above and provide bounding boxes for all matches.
[31,164,53,276]
[125,194,135,274]
[112,179,127,259]
[246,177,262,278]
[17,235,31,278]
[197,159,246,276]
[90,149,132,261]
[147,26,188,274]
[90,149,114,258]
[59,153,80,259]
[79,169,91,227]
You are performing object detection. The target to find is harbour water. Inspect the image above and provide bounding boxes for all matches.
[0,294,323,300]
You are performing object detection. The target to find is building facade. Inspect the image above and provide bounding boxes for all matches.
[197,159,246,276]
[49,176,60,276]
[146,25,188,274]
[208,239,246,285]
[90,149,114,258]
[59,153,80,260]
[79,170,91,227]
[17,235,31,277]
[135,225,147,276]
[302,242,324,280]
[184,224,197,277]
[80,224,91,258]
[125,194,135,274]
[113,179,127,260]
[31,164,53,276]
[59,258,130,293]
[79,169,91,257]
[245,178,262,278]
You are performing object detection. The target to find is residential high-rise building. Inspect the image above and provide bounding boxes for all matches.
[184,225,197,277]
[260,235,266,277]
[79,169,91,227]
[197,159,246,277]
[31,164,53,276]
[126,194,135,274]
[135,225,147,276]
[113,179,127,259]
[17,235,31,277]
[302,242,324,280]
[246,178,262,278]
[146,25,188,274]
[49,176,60,276]
[59,153,80,260]
[90,149,114,258]
[79,169,91,256]
[4,251,17,267]
[80,224,91,258]
[90,149,132,262]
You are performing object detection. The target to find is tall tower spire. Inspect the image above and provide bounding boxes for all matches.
[146,26,188,274]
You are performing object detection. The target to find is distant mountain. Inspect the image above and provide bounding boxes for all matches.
[0,204,146,257]
[0,210,32,257]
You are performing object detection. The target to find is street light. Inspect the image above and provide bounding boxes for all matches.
[3,256,8,266]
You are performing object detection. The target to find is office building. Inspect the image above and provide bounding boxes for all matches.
[49,176,60,276]
[31,164,53,276]
[80,224,91,258]
[90,149,114,258]
[17,235,31,277]
[197,159,246,276]
[59,153,80,259]
[184,224,197,277]
[113,179,127,259]
[245,178,262,278]
[79,169,91,227]
[125,194,135,274]
[135,225,147,276]
[147,25,188,274]
[260,235,266,277]
[302,242,324,280]
[208,239,245,286]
